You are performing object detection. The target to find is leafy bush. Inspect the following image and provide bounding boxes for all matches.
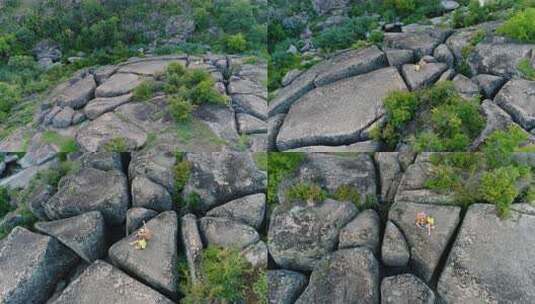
[497,8,535,43]
[181,246,264,303]
[0,82,20,120]
[174,156,192,193]
[169,95,196,122]
[224,33,247,53]
[517,58,535,80]
[132,80,155,102]
[267,153,305,206]
[286,182,327,204]
[313,16,379,52]
[482,124,528,168]
[480,165,528,217]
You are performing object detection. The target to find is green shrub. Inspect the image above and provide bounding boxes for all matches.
[187,79,228,105]
[368,30,384,44]
[482,124,528,168]
[132,80,155,102]
[384,0,416,14]
[174,157,192,193]
[517,58,535,80]
[102,137,128,152]
[480,166,524,217]
[497,8,535,43]
[332,185,361,208]
[169,95,196,123]
[286,182,326,204]
[181,246,260,303]
[0,82,20,120]
[252,271,268,304]
[267,153,305,206]
[313,16,379,52]
[253,153,268,171]
[224,33,248,53]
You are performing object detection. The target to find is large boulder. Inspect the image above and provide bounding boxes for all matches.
[276,67,406,150]
[232,94,267,120]
[109,211,179,299]
[43,167,129,225]
[131,176,173,212]
[117,59,186,76]
[381,221,410,267]
[471,74,506,99]
[494,79,535,130]
[375,152,403,203]
[182,152,266,211]
[268,199,358,271]
[53,74,96,109]
[181,214,203,284]
[0,227,79,304]
[95,73,143,98]
[470,100,516,150]
[295,247,380,304]
[50,260,175,304]
[126,207,158,235]
[84,93,133,120]
[339,209,381,253]
[438,204,535,303]
[277,153,377,205]
[268,270,307,304]
[389,201,461,282]
[79,152,123,172]
[381,274,435,304]
[401,62,448,91]
[206,193,266,229]
[128,147,176,194]
[199,216,260,250]
[76,112,148,152]
[35,211,107,263]
[467,42,534,78]
[384,28,451,59]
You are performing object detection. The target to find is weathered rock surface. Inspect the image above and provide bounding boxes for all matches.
[268,270,307,304]
[433,44,454,67]
[385,49,414,67]
[76,112,148,152]
[471,100,515,149]
[43,167,129,225]
[50,260,175,304]
[84,93,133,120]
[268,199,358,271]
[35,211,106,263]
[117,59,186,76]
[237,113,267,134]
[0,227,79,304]
[242,240,268,269]
[468,42,534,78]
[277,153,377,205]
[381,274,435,304]
[375,152,403,203]
[131,176,173,212]
[276,67,406,150]
[206,193,266,229]
[472,74,506,99]
[95,73,143,98]
[389,201,461,282]
[182,152,266,211]
[180,214,203,284]
[494,79,535,130]
[438,204,535,303]
[126,207,158,235]
[453,74,480,99]
[54,74,96,109]
[381,221,410,267]
[401,62,448,90]
[384,28,451,59]
[79,152,123,172]
[199,216,260,249]
[52,107,75,128]
[232,94,267,120]
[295,247,380,304]
[339,209,381,253]
[109,211,179,298]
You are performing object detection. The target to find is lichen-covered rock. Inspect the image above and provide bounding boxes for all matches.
[401,62,448,90]
[295,247,380,304]
[438,204,535,303]
[385,28,451,59]
[131,176,173,212]
[268,270,307,304]
[182,152,266,211]
[381,221,410,267]
[43,167,129,225]
[35,211,106,263]
[126,207,158,235]
[268,199,358,271]
[494,79,535,130]
[180,214,203,284]
[84,93,133,120]
[109,211,179,299]
[50,260,175,304]
[95,73,143,98]
[241,240,268,269]
[452,74,480,99]
[375,152,402,203]
[339,209,381,253]
[433,44,454,67]
[199,216,260,250]
[53,74,96,109]
[381,274,435,304]
[0,227,79,304]
[206,193,266,229]
[472,74,506,99]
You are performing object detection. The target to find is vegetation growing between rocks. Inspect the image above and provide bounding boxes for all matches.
[132,80,156,102]
[102,137,128,152]
[497,7,535,43]
[286,182,327,204]
[372,81,485,152]
[267,152,305,206]
[179,246,267,303]
[425,125,534,217]
[0,186,13,218]
[41,131,79,153]
[517,58,535,80]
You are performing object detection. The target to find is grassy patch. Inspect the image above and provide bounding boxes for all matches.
[41,131,79,152]
[180,246,266,304]
[373,81,485,151]
[517,58,535,80]
[102,137,128,152]
[253,153,267,171]
[174,155,192,194]
[425,126,533,218]
[175,119,228,151]
[332,184,361,208]
[132,80,155,102]
[286,182,327,204]
[497,7,535,43]
[0,186,14,218]
[267,153,305,206]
